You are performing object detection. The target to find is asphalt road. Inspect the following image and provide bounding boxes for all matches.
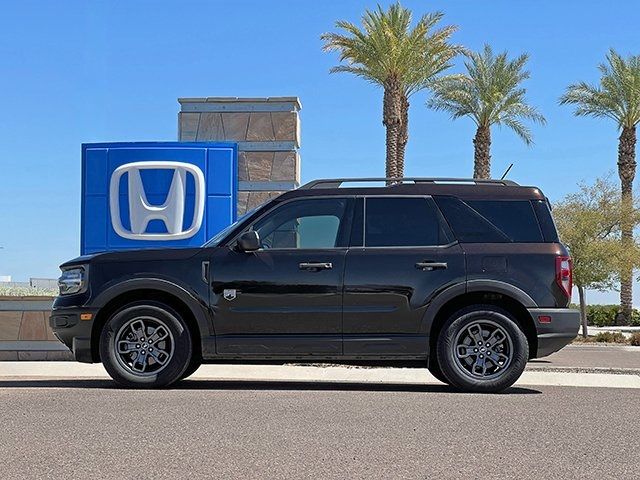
[0,380,637,479]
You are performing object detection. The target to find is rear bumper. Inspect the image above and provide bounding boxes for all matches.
[528,308,580,358]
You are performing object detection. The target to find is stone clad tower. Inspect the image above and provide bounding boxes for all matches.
[178,97,301,215]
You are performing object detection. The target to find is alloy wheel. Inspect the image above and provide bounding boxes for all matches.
[114,316,175,376]
[452,320,513,380]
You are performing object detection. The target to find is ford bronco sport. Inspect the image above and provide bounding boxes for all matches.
[51,178,579,392]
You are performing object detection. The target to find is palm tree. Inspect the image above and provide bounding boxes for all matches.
[321,3,461,179]
[428,45,546,179]
[560,49,640,323]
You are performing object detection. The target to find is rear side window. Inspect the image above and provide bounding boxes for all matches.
[434,197,544,243]
[364,197,452,247]
[467,200,543,242]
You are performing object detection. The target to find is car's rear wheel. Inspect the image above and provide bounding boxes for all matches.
[436,305,528,393]
[99,301,193,388]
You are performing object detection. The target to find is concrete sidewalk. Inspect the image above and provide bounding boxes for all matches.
[2,342,638,390]
[584,325,640,338]
[1,361,638,389]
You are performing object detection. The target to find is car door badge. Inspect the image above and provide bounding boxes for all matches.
[223,289,237,301]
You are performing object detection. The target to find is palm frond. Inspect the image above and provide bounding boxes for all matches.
[502,117,534,145]
[328,65,379,85]
[428,75,479,123]
[428,44,545,144]
[320,3,460,94]
[561,49,640,128]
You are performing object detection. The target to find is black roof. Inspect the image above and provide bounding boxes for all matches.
[279,178,546,201]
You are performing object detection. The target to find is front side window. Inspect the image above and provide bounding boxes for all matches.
[364,197,452,247]
[251,198,348,249]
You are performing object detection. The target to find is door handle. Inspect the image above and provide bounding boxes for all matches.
[299,262,333,271]
[415,261,448,271]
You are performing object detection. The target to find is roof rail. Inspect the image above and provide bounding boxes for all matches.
[300,177,520,189]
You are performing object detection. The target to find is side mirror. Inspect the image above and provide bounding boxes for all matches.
[237,231,260,252]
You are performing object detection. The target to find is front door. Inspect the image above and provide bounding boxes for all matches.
[343,196,465,356]
[210,197,353,356]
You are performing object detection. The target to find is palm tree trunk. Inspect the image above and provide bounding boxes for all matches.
[395,93,409,178]
[618,126,636,325]
[383,79,402,181]
[578,284,588,338]
[473,125,491,179]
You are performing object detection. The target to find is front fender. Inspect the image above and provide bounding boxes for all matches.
[91,277,212,337]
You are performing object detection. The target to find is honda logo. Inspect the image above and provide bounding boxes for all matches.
[109,161,205,241]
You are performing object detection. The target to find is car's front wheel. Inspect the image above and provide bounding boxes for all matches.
[436,305,528,393]
[99,301,193,388]
[427,352,450,385]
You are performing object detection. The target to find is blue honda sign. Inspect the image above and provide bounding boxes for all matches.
[81,142,237,254]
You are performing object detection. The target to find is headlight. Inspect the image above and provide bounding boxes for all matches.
[58,267,87,295]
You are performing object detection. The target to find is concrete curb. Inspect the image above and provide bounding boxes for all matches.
[526,365,640,376]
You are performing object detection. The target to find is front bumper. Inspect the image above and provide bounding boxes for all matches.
[49,306,98,363]
[528,308,580,358]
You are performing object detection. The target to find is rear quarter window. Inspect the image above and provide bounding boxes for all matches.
[532,200,560,242]
[434,197,545,243]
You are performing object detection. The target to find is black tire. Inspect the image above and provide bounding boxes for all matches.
[179,357,202,380]
[427,353,450,385]
[436,305,528,393]
[99,301,193,388]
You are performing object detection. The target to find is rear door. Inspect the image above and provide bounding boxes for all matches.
[342,196,465,356]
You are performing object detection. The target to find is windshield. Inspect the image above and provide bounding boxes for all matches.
[202,208,257,247]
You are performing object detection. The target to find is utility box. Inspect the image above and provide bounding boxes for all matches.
[81,142,237,254]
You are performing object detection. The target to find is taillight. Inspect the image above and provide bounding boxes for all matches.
[556,256,573,298]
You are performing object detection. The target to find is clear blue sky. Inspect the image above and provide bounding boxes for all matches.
[0,1,639,304]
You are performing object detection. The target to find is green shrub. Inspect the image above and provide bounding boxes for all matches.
[594,332,628,344]
[588,305,621,327]
[630,332,640,346]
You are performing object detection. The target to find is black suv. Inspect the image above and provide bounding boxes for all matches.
[51,178,579,392]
